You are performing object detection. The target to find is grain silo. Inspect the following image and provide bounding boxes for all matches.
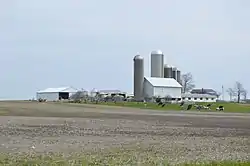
[176,69,181,85]
[133,54,144,101]
[172,66,177,80]
[164,64,172,78]
[151,50,164,78]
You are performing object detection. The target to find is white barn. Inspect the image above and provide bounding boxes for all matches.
[36,86,78,101]
[143,77,182,99]
[181,93,218,103]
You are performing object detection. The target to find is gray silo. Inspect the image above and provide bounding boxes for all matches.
[172,67,177,80]
[133,54,144,101]
[164,64,172,78]
[176,69,181,85]
[151,50,164,78]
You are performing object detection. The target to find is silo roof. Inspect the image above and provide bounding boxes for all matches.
[164,64,171,68]
[151,50,163,55]
[134,55,143,60]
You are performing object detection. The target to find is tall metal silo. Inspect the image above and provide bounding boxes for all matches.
[151,50,164,78]
[177,69,181,85]
[164,64,173,78]
[133,54,144,101]
[172,67,177,80]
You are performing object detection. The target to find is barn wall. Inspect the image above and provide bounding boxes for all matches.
[36,92,59,101]
[143,79,154,98]
[153,87,182,98]
[182,97,217,103]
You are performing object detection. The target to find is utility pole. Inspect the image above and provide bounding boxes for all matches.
[222,85,224,101]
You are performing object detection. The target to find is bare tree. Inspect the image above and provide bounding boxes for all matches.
[226,88,235,101]
[234,81,246,103]
[181,72,195,93]
[242,90,248,101]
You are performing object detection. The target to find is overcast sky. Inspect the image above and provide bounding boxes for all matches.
[0,0,249,99]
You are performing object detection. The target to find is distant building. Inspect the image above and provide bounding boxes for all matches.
[143,77,182,100]
[99,89,126,97]
[36,86,78,101]
[181,93,218,103]
[190,88,219,96]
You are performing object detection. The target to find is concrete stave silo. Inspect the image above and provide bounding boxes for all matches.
[151,50,164,78]
[176,69,181,85]
[133,54,144,101]
[172,66,177,80]
[164,64,172,78]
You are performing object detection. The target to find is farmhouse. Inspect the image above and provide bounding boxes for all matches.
[36,86,78,101]
[143,77,182,100]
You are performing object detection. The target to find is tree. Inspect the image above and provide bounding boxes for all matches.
[234,81,246,103]
[181,72,195,93]
[226,88,235,101]
[242,90,248,101]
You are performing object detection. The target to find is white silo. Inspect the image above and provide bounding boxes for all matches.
[133,54,144,101]
[164,64,172,78]
[151,50,164,78]
[177,69,181,85]
[172,66,177,80]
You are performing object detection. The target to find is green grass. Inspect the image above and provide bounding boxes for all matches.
[0,152,249,166]
[81,102,250,113]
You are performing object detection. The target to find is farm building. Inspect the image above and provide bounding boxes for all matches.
[99,90,126,97]
[143,77,182,100]
[181,93,218,103]
[36,86,78,101]
[190,88,219,96]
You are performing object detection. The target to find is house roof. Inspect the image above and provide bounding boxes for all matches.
[182,93,217,98]
[190,88,218,95]
[37,86,78,93]
[144,77,182,88]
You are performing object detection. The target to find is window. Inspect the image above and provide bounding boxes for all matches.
[188,98,191,100]
[211,98,214,100]
[182,97,185,100]
[200,98,203,100]
[194,98,197,100]
[206,98,209,100]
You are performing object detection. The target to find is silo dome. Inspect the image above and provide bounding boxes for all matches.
[172,66,177,70]
[151,50,163,55]
[164,64,171,68]
[133,54,143,60]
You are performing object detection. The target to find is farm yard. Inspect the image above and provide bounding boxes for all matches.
[0,101,249,165]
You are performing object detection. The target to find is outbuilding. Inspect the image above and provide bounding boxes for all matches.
[143,77,182,100]
[36,86,78,101]
[181,93,218,103]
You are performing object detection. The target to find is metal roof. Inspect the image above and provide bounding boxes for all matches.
[134,54,143,60]
[37,87,78,93]
[144,77,182,88]
[190,88,218,95]
[151,50,163,55]
[99,90,123,94]
[182,93,217,98]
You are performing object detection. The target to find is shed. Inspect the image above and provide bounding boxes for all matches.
[143,77,182,99]
[36,86,78,101]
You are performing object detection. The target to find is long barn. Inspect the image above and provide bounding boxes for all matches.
[36,87,77,101]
